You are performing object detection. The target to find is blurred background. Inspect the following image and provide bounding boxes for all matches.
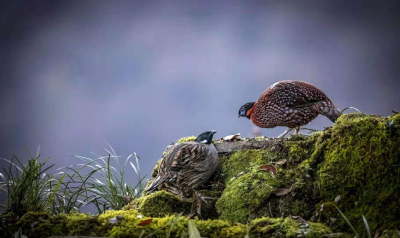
[1,0,400,183]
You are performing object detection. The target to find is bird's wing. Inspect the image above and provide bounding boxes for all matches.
[170,143,210,171]
[146,143,212,194]
[267,81,327,108]
[156,144,187,180]
[290,99,322,109]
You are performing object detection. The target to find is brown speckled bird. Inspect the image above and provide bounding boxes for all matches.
[238,81,339,138]
[145,131,218,216]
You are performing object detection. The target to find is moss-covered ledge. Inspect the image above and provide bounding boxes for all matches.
[139,113,400,235]
[2,113,399,237]
[1,210,337,238]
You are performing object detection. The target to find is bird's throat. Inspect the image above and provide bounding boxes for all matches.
[246,107,253,119]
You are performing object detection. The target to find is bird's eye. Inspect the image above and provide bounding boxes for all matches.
[241,109,245,114]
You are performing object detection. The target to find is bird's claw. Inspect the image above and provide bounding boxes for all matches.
[200,196,216,204]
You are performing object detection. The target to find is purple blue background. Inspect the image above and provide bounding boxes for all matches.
[1,1,400,184]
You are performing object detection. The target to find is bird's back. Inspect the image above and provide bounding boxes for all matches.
[146,141,218,197]
[251,81,339,128]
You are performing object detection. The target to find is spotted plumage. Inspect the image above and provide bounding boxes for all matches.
[238,81,339,137]
[145,131,218,198]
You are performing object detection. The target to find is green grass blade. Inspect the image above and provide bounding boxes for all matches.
[335,205,358,236]
[0,157,23,172]
[188,220,201,238]
[47,174,65,212]
[47,174,66,209]
[362,215,372,238]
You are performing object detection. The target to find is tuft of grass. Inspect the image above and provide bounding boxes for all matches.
[0,147,59,215]
[0,147,100,215]
[0,145,146,216]
[74,144,146,212]
[48,163,101,214]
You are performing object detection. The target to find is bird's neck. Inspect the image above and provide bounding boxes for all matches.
[195,137,212,144]
[246,107,253,119]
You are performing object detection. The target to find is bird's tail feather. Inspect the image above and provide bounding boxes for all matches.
[145,176,164,193]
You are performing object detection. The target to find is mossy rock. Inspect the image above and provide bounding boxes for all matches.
[135,191,192,217]
[0,211,105,238]
[215,144,316,223]
[4,113,398,237]
[1,210,336,238]
[216,166,281,223]
[249,217,338,238]
[141,113,400,235]
[129,189,223,220]
[314,114,400,232]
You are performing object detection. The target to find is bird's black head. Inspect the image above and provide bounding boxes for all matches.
[195,130,217,144]
[238,102,255,119]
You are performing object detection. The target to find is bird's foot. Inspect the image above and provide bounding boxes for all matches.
[277,128,295,141]
[189,191,215,218]
[199,196,216,204]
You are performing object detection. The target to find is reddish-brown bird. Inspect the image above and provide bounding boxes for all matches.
[238,80,340,138]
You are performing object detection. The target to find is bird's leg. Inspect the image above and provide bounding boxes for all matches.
[188,191,216,218]
[188,191,202,219]
[277,128,295,139]
[195,191,202,218]
[295,126,301,135]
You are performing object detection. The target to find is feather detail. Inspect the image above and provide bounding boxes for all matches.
[145,140,218,197]
[249,80,339,128]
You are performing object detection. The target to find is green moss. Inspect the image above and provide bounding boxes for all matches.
[64,212,101,236]
[177,136,196,143]
[0,211,106,238]
[130,188,222,220]
[195,219,247,237]
[2,210,337,238]
[100,211,247,238]
[214,113,400,232]
[216,167,282,223]
[218,149,277,184]
[150,158,163,178]
[315,114,400,232]
[249,217,335,237]
[136,191,191,217]
[16,212,64,238]
[215,143,317,223]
